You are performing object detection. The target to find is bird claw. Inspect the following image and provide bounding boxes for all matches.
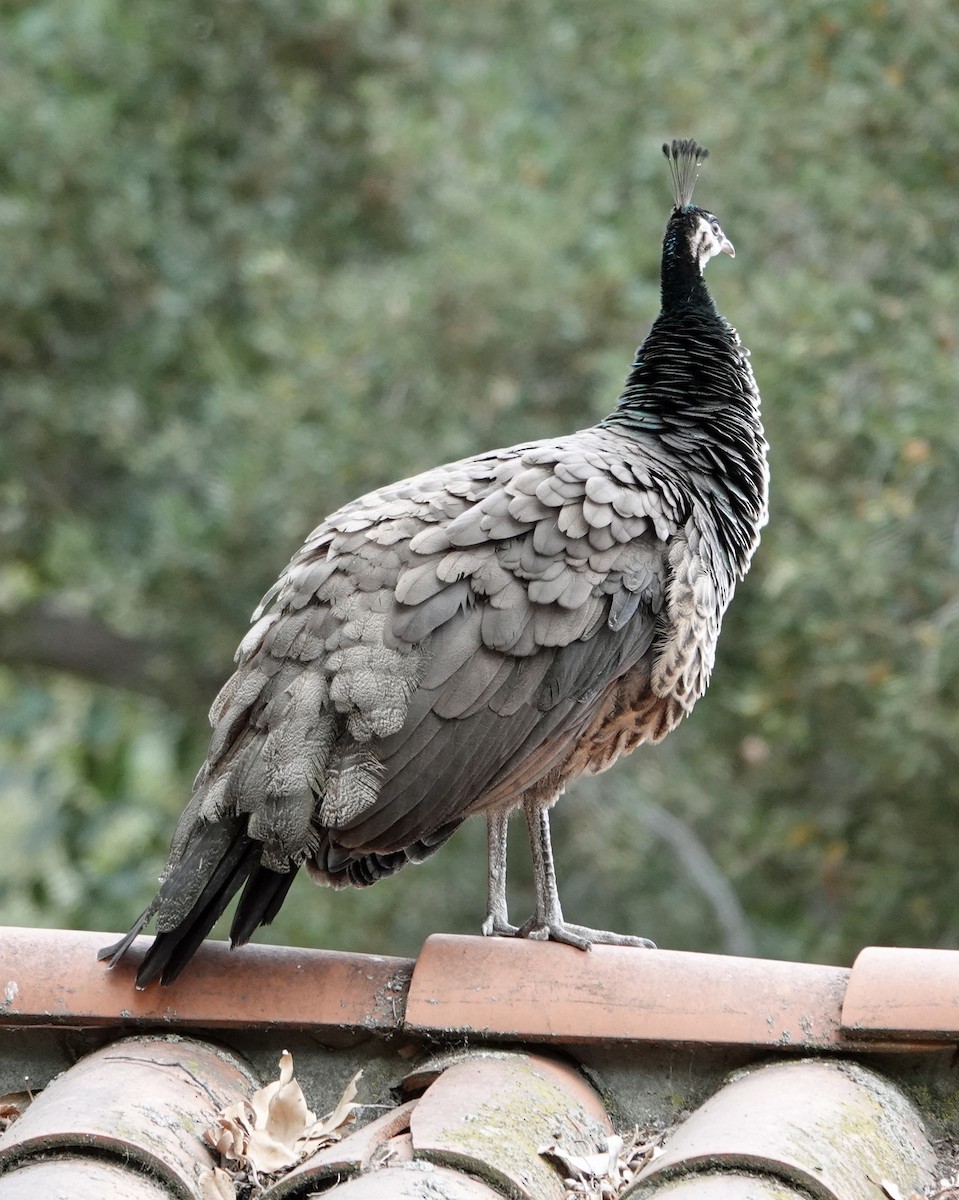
[481,913,519,937]
[517,918,656,951]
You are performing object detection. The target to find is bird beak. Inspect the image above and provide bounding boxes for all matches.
[720,235,735,258]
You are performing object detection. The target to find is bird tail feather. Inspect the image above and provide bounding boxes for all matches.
[229,863,300,948]
[98,820,264,988]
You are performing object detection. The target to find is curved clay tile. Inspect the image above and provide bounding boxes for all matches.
[404,934,852,1046]
[624,1058,936,1200]
[0,1155,174,1200]
[843,946,959,1041]
[0,1035,254,1198]
[407,1050,614,1200]
[2,927,959,1199]
[626,1173,807,1199]
[0,926,413,1033]
[299,1164,505,1197]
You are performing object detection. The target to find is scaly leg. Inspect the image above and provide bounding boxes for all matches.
[518,796,656,950]
[481,810,517,936]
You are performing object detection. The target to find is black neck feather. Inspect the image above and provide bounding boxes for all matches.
[606,208,731,430]
[659,208,713,314]
[598,210,767,577]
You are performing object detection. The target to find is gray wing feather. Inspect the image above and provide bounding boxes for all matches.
[163,427,682,890]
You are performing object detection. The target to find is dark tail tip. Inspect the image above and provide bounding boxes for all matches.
[100,825,264,988]
[98,909,151,967]
[229,863,300,948]
[134,834,262,987]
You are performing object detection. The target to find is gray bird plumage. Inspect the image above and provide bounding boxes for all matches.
[101,139,768,986]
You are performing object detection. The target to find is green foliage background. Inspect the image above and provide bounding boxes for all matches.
[2,0,957,964]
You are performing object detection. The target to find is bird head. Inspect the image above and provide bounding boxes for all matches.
[683,206,735,266]
[662,139,735,272]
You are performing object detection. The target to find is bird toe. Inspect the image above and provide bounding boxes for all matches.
[516,919,655,951]
[481,914,519,937]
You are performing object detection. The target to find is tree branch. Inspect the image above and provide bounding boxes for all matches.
[0,601,219,713]
[640,801,756,957]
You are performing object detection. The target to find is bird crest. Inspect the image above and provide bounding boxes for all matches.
[662,138,709,209]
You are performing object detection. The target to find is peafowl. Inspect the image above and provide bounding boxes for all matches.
[101,139,768,986]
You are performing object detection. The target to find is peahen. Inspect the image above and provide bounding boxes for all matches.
[101,139,768,986]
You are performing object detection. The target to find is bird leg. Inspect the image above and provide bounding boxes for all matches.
[518,796,657,951]
[481,810,518,936]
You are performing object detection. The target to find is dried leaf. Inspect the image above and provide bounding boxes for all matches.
[203,1052,364,1184]
[244,1128,301,1174]
[198,1166,236,1200]
[205,1100,255,1161]
[300,1069,362,1149]
[244,1050,317,1172]
[542,1125,669,1200]
[0,1090,33,1132]
[250,1051,315,1140]
[541,1140,621,1183]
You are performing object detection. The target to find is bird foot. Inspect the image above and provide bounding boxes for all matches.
[481,912,519,937]
[517,918,656,951]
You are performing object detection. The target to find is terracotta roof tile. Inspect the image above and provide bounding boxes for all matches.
[3,928,959,1199]
[408,1051,613,1199]
[0,1034,254,1199]
[626,1173,807,1198]
[254,1049,615,1200]
[628,1059,936,1200]
[0,926,412,1032]
[5,928,959,1050]
[405,934,853,1046]
[301,1164,505,1197]
[842,946,959,1042]
[0,1155,174,1200]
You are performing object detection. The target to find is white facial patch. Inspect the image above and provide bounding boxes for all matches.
[692,212,735,266]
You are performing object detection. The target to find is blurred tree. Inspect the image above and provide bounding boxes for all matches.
[1,0,957,962]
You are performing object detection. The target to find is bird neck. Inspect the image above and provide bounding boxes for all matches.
[597,210,768,581]
[603,305,740,434]
[599,279,767,578]
[604,213,728,429]
[659,218,712,314]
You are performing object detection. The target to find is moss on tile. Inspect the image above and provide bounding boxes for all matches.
[415,1054,610,1200]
